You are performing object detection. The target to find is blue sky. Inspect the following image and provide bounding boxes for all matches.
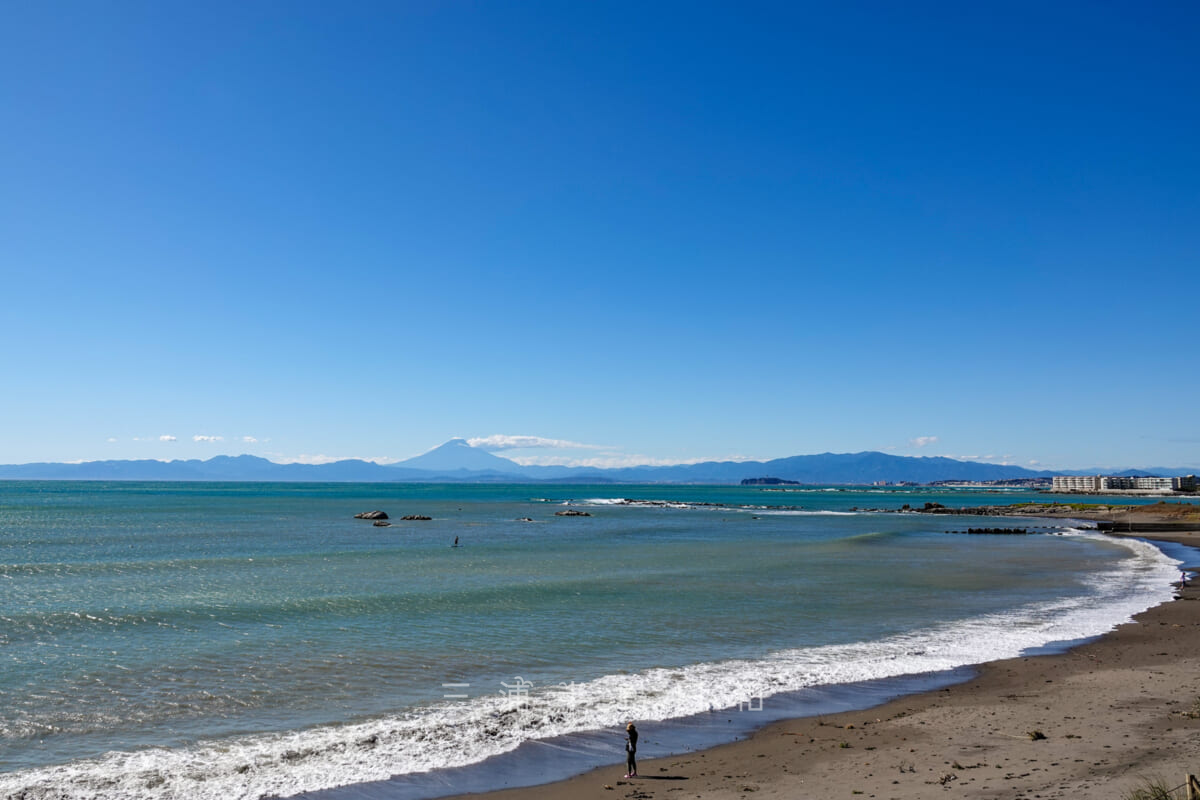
[2,1,1197,470]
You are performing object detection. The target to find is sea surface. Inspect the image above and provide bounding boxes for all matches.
[0,482,1184,799]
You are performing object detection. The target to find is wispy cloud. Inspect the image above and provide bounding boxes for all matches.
[909,435,939,448]
[510,453,755,468]
[466,434,603,452]
[106,437,118,443]
[159,435,177,442]
[936,453,1017,466]
[242,436,258,443]
[466,433,757,468]
[193,435,224,443]
[266,453,401,465]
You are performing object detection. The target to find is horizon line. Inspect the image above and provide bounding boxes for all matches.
[0,450,1196,474]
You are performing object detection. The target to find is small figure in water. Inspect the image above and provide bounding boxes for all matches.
[453,536,459,547]
[624,722,638,778]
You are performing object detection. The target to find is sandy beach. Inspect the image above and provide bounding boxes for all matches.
[446,507,1200,800]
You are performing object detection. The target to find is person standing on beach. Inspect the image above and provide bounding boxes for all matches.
[624,722,638,778]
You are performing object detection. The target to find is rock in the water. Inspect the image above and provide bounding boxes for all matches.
[554,509,592,517]
[372,520,392,527]
[401,515,432,521]
[354,510,389,520]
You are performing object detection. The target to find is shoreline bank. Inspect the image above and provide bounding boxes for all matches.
[435,523,1200,800]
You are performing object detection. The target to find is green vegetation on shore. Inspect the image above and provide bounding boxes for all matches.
[1010,502,1115,511]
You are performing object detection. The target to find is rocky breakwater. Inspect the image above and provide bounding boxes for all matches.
[950,526,1032,535]
[909,502,1075,518]
[903,500,1200,540]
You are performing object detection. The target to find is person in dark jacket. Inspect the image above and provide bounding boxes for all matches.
[624,722,638,777]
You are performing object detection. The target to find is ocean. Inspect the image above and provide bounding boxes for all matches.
[0,482,1183,799]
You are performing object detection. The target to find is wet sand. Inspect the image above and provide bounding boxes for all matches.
[445,521,1200,800]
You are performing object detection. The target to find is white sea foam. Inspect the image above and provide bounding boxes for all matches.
[574,498,805,511]
[0,533,1179,800]
[576,498,707,509]
[749,509,858,516]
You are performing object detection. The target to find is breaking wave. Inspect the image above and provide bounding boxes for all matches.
[0,533,1178,800]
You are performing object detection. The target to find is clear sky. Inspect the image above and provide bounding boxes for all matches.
[2,1,1197,471]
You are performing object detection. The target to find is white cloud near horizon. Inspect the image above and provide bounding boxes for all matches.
[909,436,939,448]
[510,452,756,468]
[159,435,177,442]
[193,435,224,443]
[242,436,258,443]
[464,433,758,468]
[266,453,401,465]
[935,452,1017,466]
[466,434,604,452]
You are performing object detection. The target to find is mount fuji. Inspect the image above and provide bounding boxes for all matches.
[395,439,526,474]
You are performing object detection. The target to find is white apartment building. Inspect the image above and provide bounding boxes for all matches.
[1051,475,1102,492]
[1051,474,1191,493]
[1102,476,1173,491]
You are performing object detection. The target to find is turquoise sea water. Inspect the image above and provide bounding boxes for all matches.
[0,482,1184,799]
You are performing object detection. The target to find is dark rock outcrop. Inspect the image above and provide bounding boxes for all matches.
[354,510,389,520]
[401,515,432,521]
[555,509,592,517]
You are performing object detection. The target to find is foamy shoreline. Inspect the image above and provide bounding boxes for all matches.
[438,526,1200,800]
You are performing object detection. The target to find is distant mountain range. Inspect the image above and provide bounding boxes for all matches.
[1,438,1194,484]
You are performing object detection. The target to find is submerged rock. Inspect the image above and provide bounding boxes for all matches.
[401,515,432,521]
[554,509,592,517]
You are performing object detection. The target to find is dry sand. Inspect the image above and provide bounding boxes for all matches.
[447,521,1200,800]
